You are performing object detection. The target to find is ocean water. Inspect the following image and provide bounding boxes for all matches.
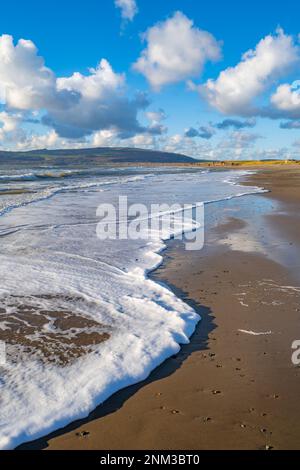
[0,163,264,449]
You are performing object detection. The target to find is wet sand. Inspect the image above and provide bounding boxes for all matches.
[0,296,110,366]
[20,168,300,450]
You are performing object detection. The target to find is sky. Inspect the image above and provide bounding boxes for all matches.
[0,0,300,160]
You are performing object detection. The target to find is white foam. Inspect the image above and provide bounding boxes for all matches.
[238,329,272,336]
[0,168,263,449]
[0,174,148,217]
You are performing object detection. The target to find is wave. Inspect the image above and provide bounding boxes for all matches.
[0,169,83,182]
[0,174,149,218]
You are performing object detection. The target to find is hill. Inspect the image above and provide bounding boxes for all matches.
[0,147,196,167]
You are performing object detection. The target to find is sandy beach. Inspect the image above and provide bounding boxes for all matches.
[19,167,300,451]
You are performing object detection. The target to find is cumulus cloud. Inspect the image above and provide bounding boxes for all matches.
[0,34,149,140]
[0,111,26,144]
[115,0,138,21]
[0,111,19,135]
[45,59,149,138]
[216,118,256,129]
[133,11,221,90]
[185,125,215,139]
[92,127,156,149]
[200,29,299,115]
[145,109,167,135]
[271,82,300,118]
[92,129,118,147]
[145,109,166,123]
[15,130,60,150]
[128,133,155,148]
[0,35,77,112]
[162,133,202,156]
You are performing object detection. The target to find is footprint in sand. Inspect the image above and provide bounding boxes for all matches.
[76,431,90,438]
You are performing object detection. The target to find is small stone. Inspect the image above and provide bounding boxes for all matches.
[265,445,273,450]
[240,424,246,428]
[76,430,90,438]
[212,390,221,395]
[171,409,180,414]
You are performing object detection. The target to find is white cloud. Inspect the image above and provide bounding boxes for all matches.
[49,59,148,138]
[200,29,299,115]
[133,11,221,90]
[161,133,212,158]
[92,129,118,147]
[0,111,19,134]
[0,34,149,140]
[0,111,25,143]
[115,0,138,21]
[0,35,62,111]
[145,109,167,135]
[92,128,156,149]
[13,130,92,151]
[57,59,125,99]
[145,109,166,123]
[129,133,155,147]
[218,131,262,153]
[160,129,264,160]
[271,83,300,117]
[15,130,60,150]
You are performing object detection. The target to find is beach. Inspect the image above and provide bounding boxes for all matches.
[22,167,300,451]
[2,1,300,457]
[1,165,263,449]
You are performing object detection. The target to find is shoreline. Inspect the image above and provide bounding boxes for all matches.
[19,168,300,450]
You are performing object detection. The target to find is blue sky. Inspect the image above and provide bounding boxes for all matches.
[0,0,300,159]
